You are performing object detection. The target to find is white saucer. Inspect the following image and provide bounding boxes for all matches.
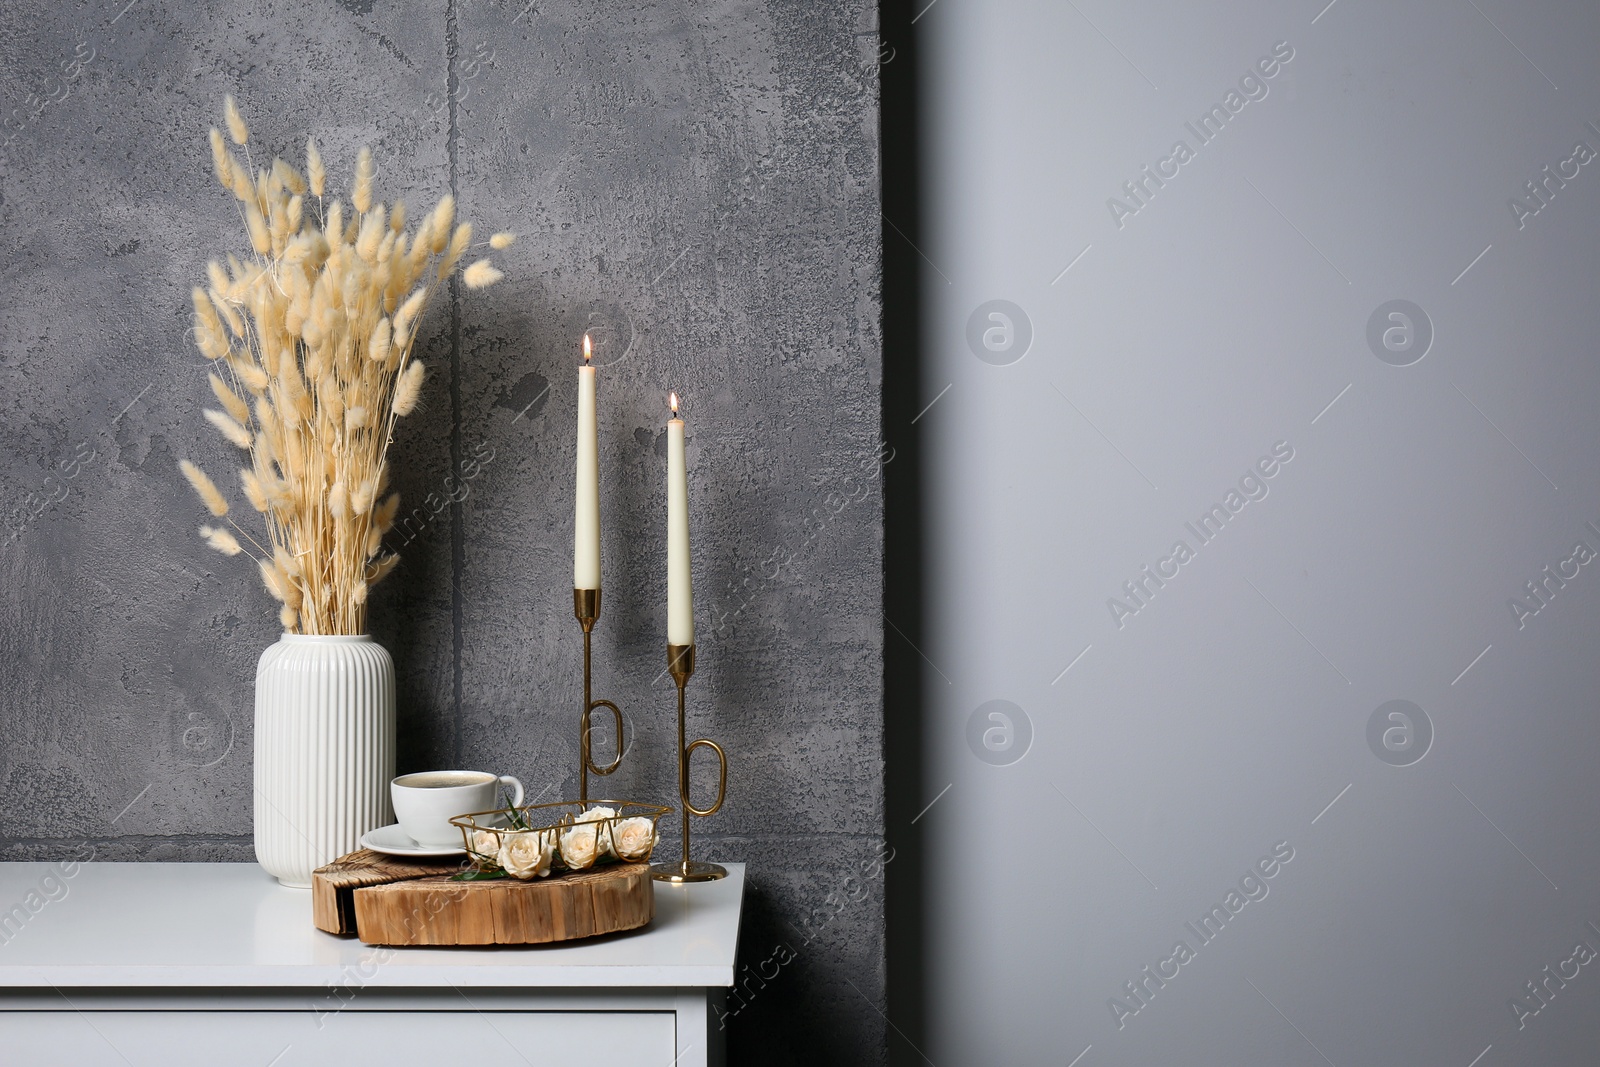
[359,824,465,858]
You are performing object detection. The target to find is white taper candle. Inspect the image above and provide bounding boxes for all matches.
[666,393,693,645]
[574,335,601,590]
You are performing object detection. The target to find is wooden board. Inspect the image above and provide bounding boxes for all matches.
[312,850,654,946]
[311,850,464,936]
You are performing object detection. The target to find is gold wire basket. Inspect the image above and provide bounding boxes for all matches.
[449,799,671,880]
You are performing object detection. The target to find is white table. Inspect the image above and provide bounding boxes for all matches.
[0,861,743,1066]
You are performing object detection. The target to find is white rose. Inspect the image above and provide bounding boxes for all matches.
[470,829,502,862]
[612,817,658,861]
[559,823,603,869]
[576,806,620,857]
[498,831,553,880]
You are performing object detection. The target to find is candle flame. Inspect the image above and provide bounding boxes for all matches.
[582,334,592,362]
[669,391,679,416]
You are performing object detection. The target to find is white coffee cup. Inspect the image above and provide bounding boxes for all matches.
[390,770,525,847]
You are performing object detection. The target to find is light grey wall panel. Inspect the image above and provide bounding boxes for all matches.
[921,2,1600,1064]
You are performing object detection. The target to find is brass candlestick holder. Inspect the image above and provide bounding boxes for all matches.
[651,643,728,883]
[574,588,626,803]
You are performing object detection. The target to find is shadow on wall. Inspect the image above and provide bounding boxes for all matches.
[728,881,868,1065]
[880,0,927,1065]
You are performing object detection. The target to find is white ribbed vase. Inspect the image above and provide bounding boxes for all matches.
[254,634,395,888]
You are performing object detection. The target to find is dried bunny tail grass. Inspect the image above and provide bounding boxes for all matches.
[223,95,249,145]
[367,317,391,363]
[311,582,333,623]
[268,199,291,257]
[277,360,314,423]
[204,408,254,451]
[402,225,431,280]
[262,162,284,201]
[271,157,306,196]
[208,373,251,425]
[191,292,230,361]
[240,468,269,512]
[374,492,400,533]
[283,292,309,338]
[428,194,454,253]
[206,260,233,299]
[245,202,271,255]
[462,259,502,289]
[392,288,427,342]
[254,335,280,382]
[229,157,257,203]
[253,395,282,449]
[195,114,505,634]
[208,128,234,187]
[199,524,243,556]
[180,460,229,517]
[280,421,307,476]
[258,557,290,603]
[371,495,400,537]
[262,473,293,514]
[340,253,370,306]
[283,233,316,268]
[208,287,244,339]
[391,360,425,417]
[356,209,384,262]
[228,354,270,395]
[197,328,230,362]
[408,210,431,258]
[192,286,223,338]
[438,223,472,278]
[306,137,325,197]
[367,553,400,585]
[263,554,303,611]
[273,545,303,582]
[352,146,375,214]
[317,374,344,426]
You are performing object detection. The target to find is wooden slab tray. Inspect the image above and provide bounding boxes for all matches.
[311,849,654,946]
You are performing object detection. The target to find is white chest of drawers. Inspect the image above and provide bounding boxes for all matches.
[0,861,743,1066]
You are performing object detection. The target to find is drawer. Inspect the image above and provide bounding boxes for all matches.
[0,1010,675,1065]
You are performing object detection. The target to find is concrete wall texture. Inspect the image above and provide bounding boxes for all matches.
[0,1,884,1061]
[922,0,1600,1064]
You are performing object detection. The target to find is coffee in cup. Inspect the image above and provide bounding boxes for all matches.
[390,770,524,847]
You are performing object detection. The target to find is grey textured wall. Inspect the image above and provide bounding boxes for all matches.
[0,1,884,1061]
[922,0,1600,1065]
